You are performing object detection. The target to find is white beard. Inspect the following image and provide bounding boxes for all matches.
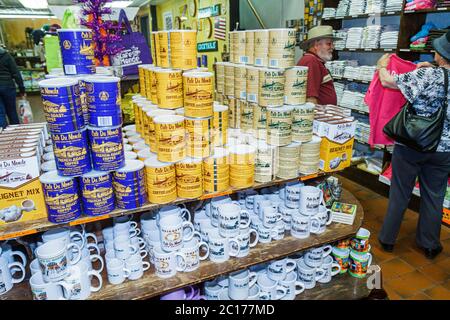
[318,52,333,62]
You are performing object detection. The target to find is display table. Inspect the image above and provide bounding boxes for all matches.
[1,188,377,301]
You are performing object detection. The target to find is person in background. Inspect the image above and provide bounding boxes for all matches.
[376,30,450,259]
[0,45,25,128]
[297,25,341,105]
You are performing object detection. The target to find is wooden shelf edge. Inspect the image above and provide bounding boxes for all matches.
[1,188,363,300]
[0,172,329,241]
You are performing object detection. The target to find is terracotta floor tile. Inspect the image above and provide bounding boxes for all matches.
[443,279,450,291]
[379,258,415,281]
[385,270,436,298]
[398,249,434,269]
[436,257,450,270]
[371,245,397,264]
[353,189,381,201]
[418,264,450,284]
[441,228,450,241]
[424,286,450,300]
[383,283,403,300]
[408,292,432,300]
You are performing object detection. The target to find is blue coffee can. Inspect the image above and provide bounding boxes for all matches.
[40,170,82,223]
[115,196,148,210]
[39,78,80,98]
[79,170,115,216]
[87,125,125,171]
[88,109,123,127]
[51,128,92,176]
[58,29,95,75]
[84,76,121,106]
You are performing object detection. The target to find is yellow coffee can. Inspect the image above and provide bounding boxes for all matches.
[268,28,297,69]
[138,65,149,97]
[184,116,213,159]
[266,105,294,146]
[144,157,177,204]
[175,157,203,199]
[143,65,153,100]
[147,109,176,153]
[254,30,270,67]
[156,31,170,68]
[150,66,159,104]
[213,103,228,146]
[169,30,197,70]
[215,62,226,94]
[183,72,214,118]
[255,140,278,183]
[284,66,308,105]
[234,64,247,100]
[246,66,259,103]
[203,147,230,193]
[153,114,186,163]
[151,32,157,66]
[139,103,158,145]
[155,68,183,109]
[240,100,254,132]
[137,149,156,161]
[292,102,315,142]
[227,97,241,129]
[229,144,255,188]
[252,103,267,140]
[245,30,255,65]
[224,62,235,97]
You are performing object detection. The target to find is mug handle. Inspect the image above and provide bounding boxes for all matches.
[228,238,241,257]
[295,281,306,295]
[249,228,259,247]
[275,285,288,300]
[142,261,151,272]
[57,281,74,300]
[331,262,341,276]
[123,268,131,279]
[198,241,210,261]
[86,243,100,257]
[67,243,82,265]
[10,250,27,268]
[69,231,85,249]
[129,228,139,238]
[239,210,251,229]
[182,221,195,241]
[90,254,104,274]
[315,268,326,281]
[130,221,138,229]
[322,245,332,257]
[140,249,148,260]
[325,209,332,225]
[191,231,203,242]
[248,271,258,288]
[175,252,187,272]
[285,259,297,273]
[8,262,25,284]
[367,253,373,267]
[180,208,192,222]
[185,286,196,300]
[85,232,98,245]
[310,217,321,234]
[88,270,103,292]
[129,244,139,255]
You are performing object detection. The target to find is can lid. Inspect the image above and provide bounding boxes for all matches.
[228,144,256,155]
[87,125,122,131]
[175,108,184,115]
[41,160,56,172]
[178,157,202,165]
[182,71,214,78]
[155,68,182,73]
[116,159,145,172]
[286,66,309,71]
[304,135,322,144]
[81,170,110,179]
[144,157,173,168]
[169,30,197,33]
[123,125,136,132]
[40,170,74,184]
[83,75,121,83]
[138,64,154,68]
[42,152,54,162]
[153,114,184,124]
[268,105,294,112]
[39,77,78,88]
[147,109,176,118]
[137,149,155,159]
[213,104,229,112]
[124,144,133,151]
[125,151,138,159]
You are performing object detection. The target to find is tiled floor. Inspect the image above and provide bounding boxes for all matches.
[338,175,450,300]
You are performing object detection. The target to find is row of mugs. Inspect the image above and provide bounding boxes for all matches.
[335,228,371,253]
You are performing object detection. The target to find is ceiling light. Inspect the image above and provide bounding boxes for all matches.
[105,1,134,8]
[0,14,55,19]
[18,0,48,9]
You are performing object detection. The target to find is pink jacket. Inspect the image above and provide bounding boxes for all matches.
[364,54,417,146]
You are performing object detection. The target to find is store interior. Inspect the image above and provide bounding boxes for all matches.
[0,0,449,301]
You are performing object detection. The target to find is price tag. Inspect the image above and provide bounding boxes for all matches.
[387,11,395,15]
[384,49,392,51]
[69,214,110,226]
[351,15,359,18]
[364,48,372,51]
[399,49,409,52]
[0,229,37,240]
[437,7,447,10]
[349,49,356,51]
[200,190,232,200]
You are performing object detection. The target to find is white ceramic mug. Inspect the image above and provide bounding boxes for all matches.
[299,186,324,216]
[257,272,288,300]
[285,182,303,209]
[217,203,250,238]
[113,219,140,238]
[106,258,130,285]
[81,246,104,274]
[247,284,262,300]
[267,258,297,281]
[30,258,42,276]
[157,205,191,225]
[35,240,82,282]
[253,195,267,216]
[153,244,186,278]
[272,220,285,241]
[29,272,72,300]
[193,210,209,232]
[0,243,27,275]
[228,269,258,300]
[63,261,102,300]
[159,215,195,252]
[234,227,259,258]
[296,257,325,289]
[180,238,209,272]
[279,271,305,300]
[210,196,236,227]
[244,190,258,210]
[311,205,332,234]
[317,256,341,284]
[42,227,85,249]
[113,235,139,260]
[304,245,333,268]
[290,213,321,239]
[204,281,224,300]
[0,255,25,295]
[125,253,151,280]
[261,206,282,229]
[279,204,297,231]
[208,229,240,263]
[198,220,216,243]
[257,224,279,244]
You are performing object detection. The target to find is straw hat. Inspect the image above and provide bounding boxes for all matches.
[300,25,342,50]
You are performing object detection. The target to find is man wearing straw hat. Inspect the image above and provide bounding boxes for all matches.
[298,25,341,105]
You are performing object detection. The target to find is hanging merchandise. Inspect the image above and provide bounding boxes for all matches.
[110,9,152,75]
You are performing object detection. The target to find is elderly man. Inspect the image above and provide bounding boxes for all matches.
[297,25,341,105]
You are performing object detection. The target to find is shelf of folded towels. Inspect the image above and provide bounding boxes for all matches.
[332,25,400,50]
[323,0,403,20]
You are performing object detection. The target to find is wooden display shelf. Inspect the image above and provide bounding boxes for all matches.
[323,11,401,21]
[333,76,371,85]
[0,172,327,241]
[1,188,364,300]
[336,48,395,52]
[404,7,450,14]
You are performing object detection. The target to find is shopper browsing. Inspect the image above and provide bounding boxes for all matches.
[297,26,341,105]
[375,31,450,259]
[0,45,25,128]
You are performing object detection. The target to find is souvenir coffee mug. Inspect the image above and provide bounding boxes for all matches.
[279,271,305,300]
[267,258,297,281]
[0,255,25,295]
[299,186,324,215]
[331,247,350,274]
[317,255,341,284]
[208,229,240,263]
[348,250,372,278]
[311,205,332,234]
[290,213,320,239]
[257,272,288,300]
[217,203,250,238]
[350,228,370,253]
[159,215,195,252]
[296,257,325,290]
[304,245,332,268]
[228,269,258,300]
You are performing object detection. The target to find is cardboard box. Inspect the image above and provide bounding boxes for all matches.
[319,136,354,172]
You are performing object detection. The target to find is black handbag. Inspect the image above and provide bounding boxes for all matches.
[383,67,449,152]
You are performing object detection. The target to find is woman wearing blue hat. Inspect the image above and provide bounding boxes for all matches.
[375,31,450,259]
